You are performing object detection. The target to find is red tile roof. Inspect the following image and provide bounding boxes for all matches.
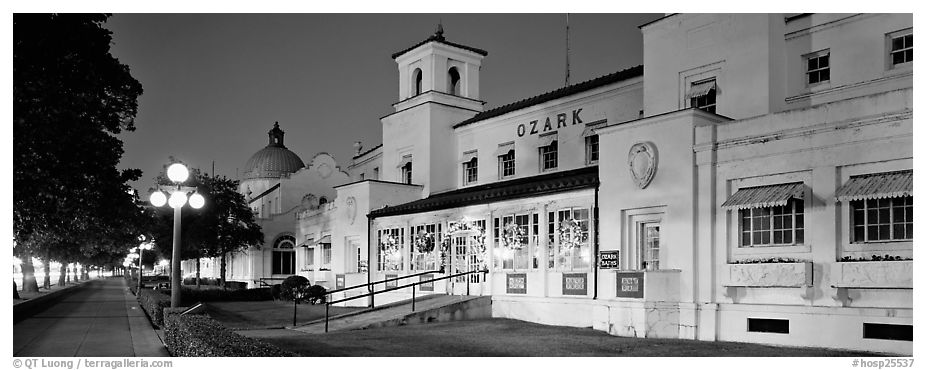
[452,65,643,129]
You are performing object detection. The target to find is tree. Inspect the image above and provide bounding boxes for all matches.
[146,170,263,288]
[13,14,143,294]
[281,275,311,327]
[196,174,264,288]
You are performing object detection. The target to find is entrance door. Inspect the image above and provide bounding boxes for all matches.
[640,222,660,271]
[450,233,484,295]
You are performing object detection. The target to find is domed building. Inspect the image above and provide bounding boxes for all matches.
[238,122,305,212]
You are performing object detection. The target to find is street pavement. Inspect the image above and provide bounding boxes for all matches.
[13,278,169,357]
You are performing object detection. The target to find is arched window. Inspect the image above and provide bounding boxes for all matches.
[413,68,423,96]
[319,196,328,205]
[272,235,296,275]
[448,67,461,96]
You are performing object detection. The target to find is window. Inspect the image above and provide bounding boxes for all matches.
[554,208,591,270]
[304,247,315,267]
[494,214,537,270]
[377,227,404,271]
[401,162,412,184]
[806,51,830,85]
[851,197,912,242]
[411,224,440,271]
[689,79,716,113]
[448,67,461,96]
[319,197,328,205]
[540,141,558,171]
[498,150,515,179]
[322,242,332,265]
[740,199,804,247]
[359,173,365,180]
[889,31,912,66]
[271,235,296,275]
[463,158,478,185]
[373,167,379,180]
[585,135,599,164]
[640,222,660,270]
[413,68,423,95]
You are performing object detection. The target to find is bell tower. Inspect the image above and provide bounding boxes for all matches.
[392,23,487,112]
[381,25,488,196]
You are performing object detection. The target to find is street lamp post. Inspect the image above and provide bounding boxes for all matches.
[149,163,205,308]
[137,237,153,293]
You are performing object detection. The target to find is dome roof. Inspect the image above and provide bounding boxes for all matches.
[243,122,305,180]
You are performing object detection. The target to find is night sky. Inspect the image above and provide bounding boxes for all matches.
[106,13,662,190]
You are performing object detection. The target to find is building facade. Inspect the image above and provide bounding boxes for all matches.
[185,14,912,354]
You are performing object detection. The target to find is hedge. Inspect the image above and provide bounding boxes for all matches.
[137,288,171,328]
[163,309,294,357]
[179,286,272,302]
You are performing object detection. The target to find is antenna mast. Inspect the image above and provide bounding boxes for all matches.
[565,13,571,87]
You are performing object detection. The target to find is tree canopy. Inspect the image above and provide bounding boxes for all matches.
[14,14,146,292]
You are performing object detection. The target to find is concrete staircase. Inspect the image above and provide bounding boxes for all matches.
[293,294,491,334]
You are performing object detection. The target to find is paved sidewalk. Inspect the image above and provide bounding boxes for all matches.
[13,278,169,357]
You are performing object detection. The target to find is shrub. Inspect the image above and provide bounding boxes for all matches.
[179,286,272,303]
[137,288,171,327]
[163,310,294,357]
[307,285,327,304]
[270,284,282,300]
[280,276,310,303]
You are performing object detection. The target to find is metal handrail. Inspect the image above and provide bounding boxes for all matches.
[325,269,440,297]
[323,269,488,332]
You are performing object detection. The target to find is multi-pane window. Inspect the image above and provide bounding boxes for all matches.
[555,208,591,270]
[806,52,830,85]
[641,222,660,271]
[493,214,536,270]
[411,223,440,271]
[740,199,805,247]
[271,235,296,275]
[401,162,412,184]
[585,135,599,164]
[322,242,332,265]
[690,79,716,113]
[377,227,404,271]
[499,150,515,178]
[540,141,558,171]
[463,158,478,185]
[890,32,913,66]
[304,247,315,267]
[852,197,912,242]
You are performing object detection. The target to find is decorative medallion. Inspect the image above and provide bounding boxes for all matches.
[628,142,658,189]
[346,196,357,224]
[317,163,333,179]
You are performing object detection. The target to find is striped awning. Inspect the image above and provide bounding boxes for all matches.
[494,142,514,156]
[835,170,912,202]
[686,80,716,99]
[721,182,804,210]
[461,150,478,163]
[538,133,557,147]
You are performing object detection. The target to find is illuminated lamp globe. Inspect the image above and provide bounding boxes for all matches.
[166,163,189,183]
[189,193,205,209]
[168,191,188,209]
[149,191,167,207]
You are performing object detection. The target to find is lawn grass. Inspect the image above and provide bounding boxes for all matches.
[206,300,363,329]
[257,318,884,357]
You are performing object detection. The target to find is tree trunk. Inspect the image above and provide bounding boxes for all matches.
[20,253,39,293]
[72,265,79,283]
[42,255,51,290]
[81,267,89,280]
[220,253,227,290]
[61,264,68,285]
[14,282,21,299]
[196,258,201,289]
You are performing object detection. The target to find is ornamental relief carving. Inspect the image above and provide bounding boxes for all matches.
[628,142,658,189]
